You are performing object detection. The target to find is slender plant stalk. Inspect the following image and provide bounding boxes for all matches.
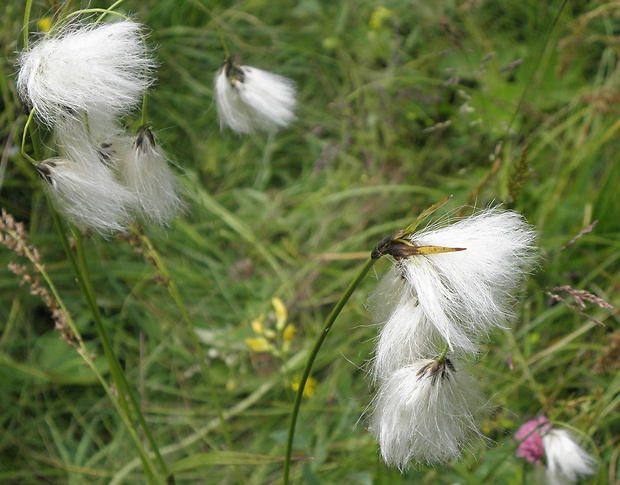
[437,343,450,361]
[23,0,33,48]
[75,346,159,485]
[131,228,233,450]
[189,0,230,57]
[283,257,377,484]
[72,230,172,484]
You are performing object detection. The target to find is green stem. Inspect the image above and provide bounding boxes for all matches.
[21,111,38,164]
[189,0,230,57]
[93,0,125,25]
[64,8,128,23]
[283,257,377,484]
[505,0,568,134]
[437,343,450,361]
[23,0,33,48]
[141,95,148,127]
[72,230,171,484]
[76,347,158,485]
[47,211,161,483]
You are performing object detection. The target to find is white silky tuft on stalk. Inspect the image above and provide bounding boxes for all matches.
[369,357,487,469]
[38,120,136,233]
[398,208,536,353]
[366,206,538,470]
[542,429,597,485]
[367,272,446,381]
[214,58,296,134]
[115,127,184,225]
[36,157,135,234]
[17,20,155,127]
[17,19,184,233]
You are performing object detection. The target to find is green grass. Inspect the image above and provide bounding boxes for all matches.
[1,0,619,483]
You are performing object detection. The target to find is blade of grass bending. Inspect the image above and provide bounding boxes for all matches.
[403,194,453,236]
[505,0,569,134]
[283,257,377,485]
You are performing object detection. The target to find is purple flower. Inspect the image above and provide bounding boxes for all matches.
[515,416,552,463]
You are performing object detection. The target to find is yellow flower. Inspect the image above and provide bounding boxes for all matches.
[291,375,318,398]
[369,6,393,31]
[272,297,287,331]
[37,17,52,33]
[245,337,270,352]
[283,323,296,344]
[251,317,264,335]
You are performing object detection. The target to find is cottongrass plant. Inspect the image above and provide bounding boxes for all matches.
[17,20,154,127]
[284,202,539,483]
[516,416,597,484]
[17,19,182,233]
[367,207,537,469]
[368,357,487,469]
[372,209,538,356]
[15,10,181,481]
[214,57,297,134]
[543,429,597,485]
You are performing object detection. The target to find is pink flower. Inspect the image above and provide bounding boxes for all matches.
[515,416,552,463]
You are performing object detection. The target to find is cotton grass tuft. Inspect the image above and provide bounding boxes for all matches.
[214,58,296,134]
[369,357,487,469]
[17,20,155,127]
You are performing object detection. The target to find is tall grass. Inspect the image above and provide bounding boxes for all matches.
[1,0,618,483]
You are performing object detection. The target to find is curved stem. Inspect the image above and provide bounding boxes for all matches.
[21,111,38,165]
[93,0,126,25]
[283,257,377,484]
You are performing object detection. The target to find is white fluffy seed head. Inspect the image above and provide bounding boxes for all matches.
[37,118,136,234]
[368,358,487,469]
[214,59,296,134]
[397,207,537,352]
[367,267,449,381]
[36,157,135,234]
[17,20,155,127]
[542,429,597,485]
[113,127,184,225]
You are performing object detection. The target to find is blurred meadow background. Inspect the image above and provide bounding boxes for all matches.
[1,0,619,483]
